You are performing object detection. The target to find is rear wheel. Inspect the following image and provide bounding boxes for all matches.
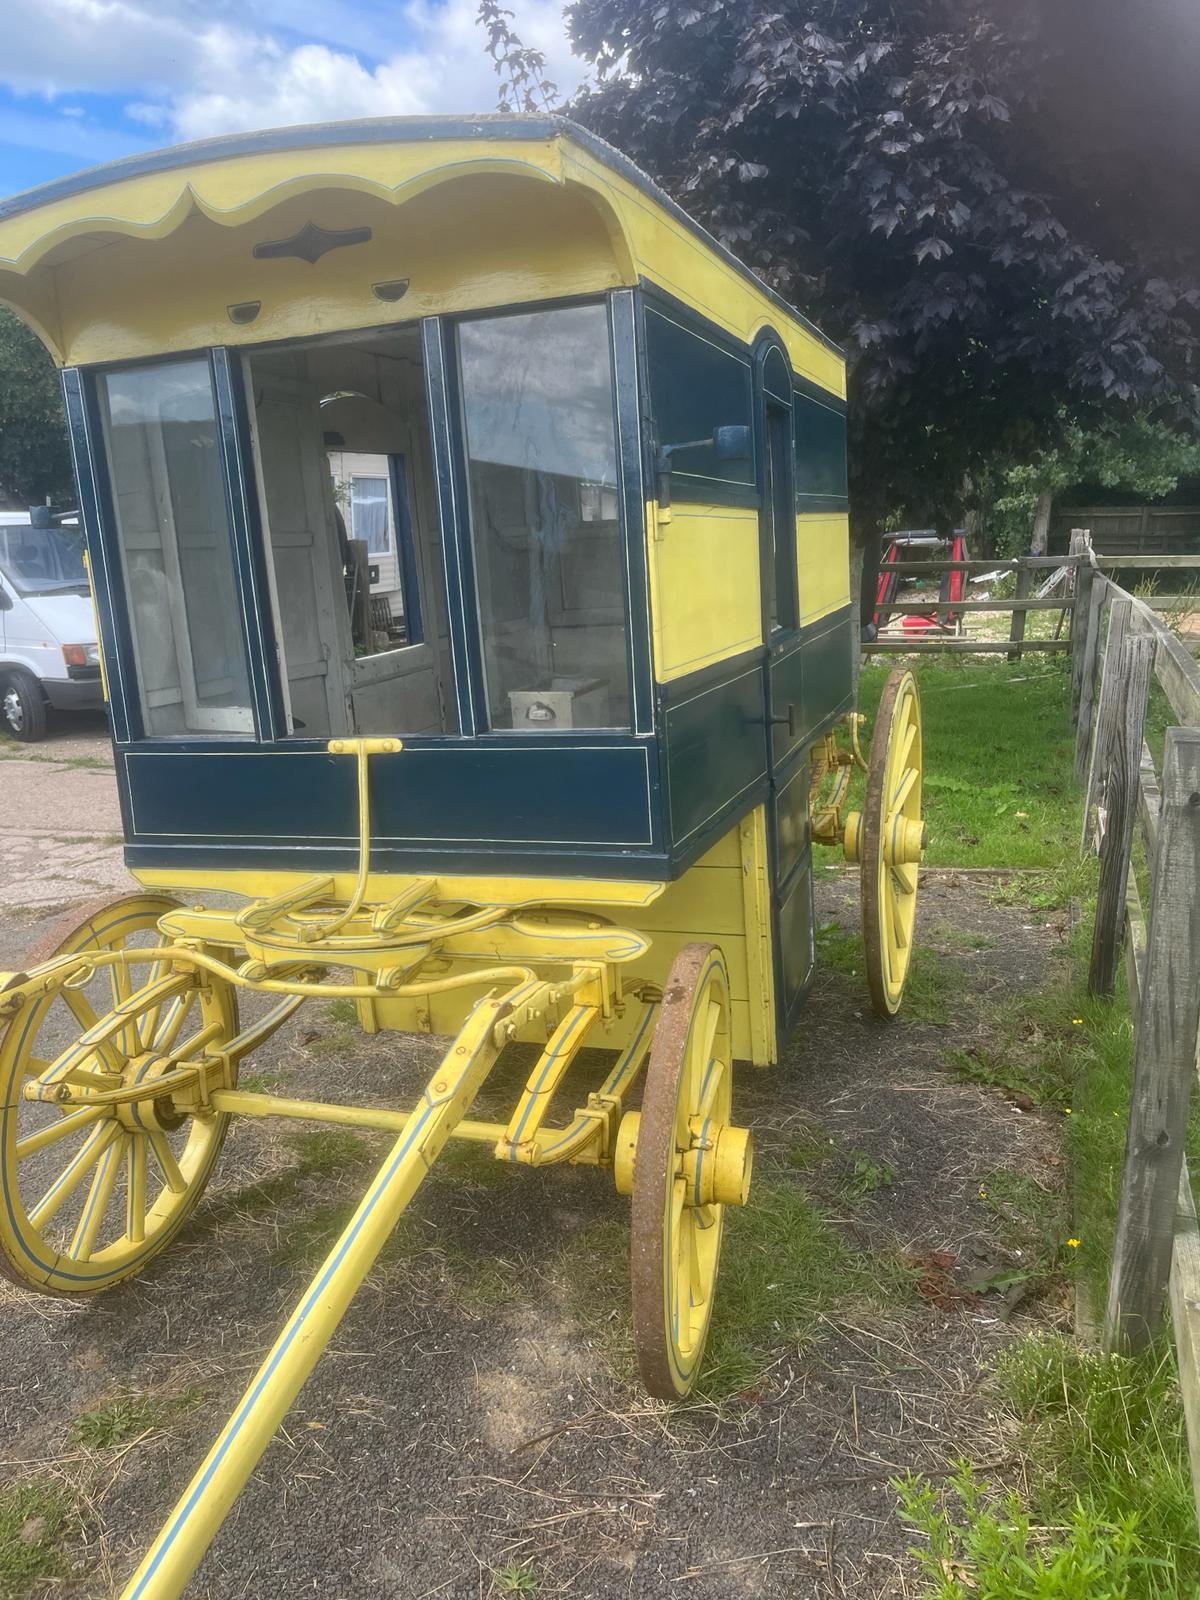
[859,668,926,1017]
[1,670,46,742]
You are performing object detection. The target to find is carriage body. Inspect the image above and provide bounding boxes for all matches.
[0,119,926,1599]
[0,115,854,1067]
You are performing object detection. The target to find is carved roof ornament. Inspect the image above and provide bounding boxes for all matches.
[252,221,372,265]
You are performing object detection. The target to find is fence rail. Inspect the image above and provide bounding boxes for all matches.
[1073,535,1200,1521]
[867,538,1200,660]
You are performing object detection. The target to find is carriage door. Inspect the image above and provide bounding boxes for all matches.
[757,342,815,1042]
[243,371,354,736]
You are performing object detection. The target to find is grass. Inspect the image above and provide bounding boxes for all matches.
[898,1337,1200,1598]
[815,920,959,1023]
[0,1479,74,1593]
[856,657,1076,869]
[69,1386,203,1449]
[696,1178,913,1398]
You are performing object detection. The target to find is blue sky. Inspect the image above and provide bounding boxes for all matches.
[0,0,583,201]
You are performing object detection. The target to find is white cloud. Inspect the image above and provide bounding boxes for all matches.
[0,0,586,151]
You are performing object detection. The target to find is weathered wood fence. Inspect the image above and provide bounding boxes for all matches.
[1072,536,1200,1518]
[869,538,1200,659]
[866,553,1077,657]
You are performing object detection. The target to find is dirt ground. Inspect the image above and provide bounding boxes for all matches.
[0,783,1071,1600]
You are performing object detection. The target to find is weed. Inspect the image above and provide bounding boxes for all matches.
[844,1151,894,1197]
[0,1478,73,1590]
[490,1562,539,1595]
[997,1335,1200,1587]
[433,1139,508,1189]
[325,998,357,1024]
[69,1386,203,1449]
[897,1464,1159,1599]
[976,1168,1069,1287]
[302,1028,359,1059]
[283,1128,377,1173]
[856,658,1075,870]
[238,1071,285,1095]
[784,1125,834,1172]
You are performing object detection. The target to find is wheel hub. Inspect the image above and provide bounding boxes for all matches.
[113,1056,190,1133]
[3,687,23,731]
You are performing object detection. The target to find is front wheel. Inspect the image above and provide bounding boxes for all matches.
[627,944,752,1399]
[1,669,47,742]
[0,895,238,1294]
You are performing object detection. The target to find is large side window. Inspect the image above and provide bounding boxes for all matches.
[758,342,798,634]
[458,302,629,732]
[644,307,754,502]
[793,390,849,509]
[98,359,254,737]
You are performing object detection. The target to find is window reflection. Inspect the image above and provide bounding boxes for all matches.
[458,303,629,731]
[99,360,253,737]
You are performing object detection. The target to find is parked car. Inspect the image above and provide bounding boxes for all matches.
[0,508,102,740]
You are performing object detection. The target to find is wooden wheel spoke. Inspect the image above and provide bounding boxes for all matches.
[890,765,919,814]
[59,989,121,1074]
[153,991,195,1054]
[68,1138,123,1261]
[890,891,908,953]
[696,1056,727,1122]
[126,1136,147,1244]
[28,1120,120,1230]
[15,1106,103,1160]
[148,1133,187,1195]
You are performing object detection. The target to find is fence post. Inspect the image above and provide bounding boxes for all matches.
[1088,632,1153,995]
[1081,597,1132,851]
[1069,531,1093,726]
[1104,729,1200,1353]
[1007,559,1032,662]
[1074,573,1108,779]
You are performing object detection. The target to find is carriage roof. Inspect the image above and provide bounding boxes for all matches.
[0,115,843,393]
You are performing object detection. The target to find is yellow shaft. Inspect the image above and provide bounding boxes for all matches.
[120,992,511,1600]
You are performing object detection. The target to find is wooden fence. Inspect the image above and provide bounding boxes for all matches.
[1072,537,1200,1520]
[866,553,1078,657]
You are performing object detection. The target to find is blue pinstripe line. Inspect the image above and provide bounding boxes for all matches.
[536,1005,657,1159]
[128,1024,495,1597]
[506,1005,594,1162]
[68,1141,119,1260]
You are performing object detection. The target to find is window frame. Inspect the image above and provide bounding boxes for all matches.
[752,331,801,642]
[444,292,642,738]
[75,347,273,745]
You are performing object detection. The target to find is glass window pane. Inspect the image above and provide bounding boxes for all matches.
[350,475,390,554]
[458,303,629,732]
[100,359,253,737]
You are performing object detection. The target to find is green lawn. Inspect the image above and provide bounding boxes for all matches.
[859,650,1200,1600]
[856,656,1076,869]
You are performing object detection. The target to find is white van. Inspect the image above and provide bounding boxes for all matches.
[0,510,103,741]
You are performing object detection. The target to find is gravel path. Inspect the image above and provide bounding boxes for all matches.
[0,864,1070,1600]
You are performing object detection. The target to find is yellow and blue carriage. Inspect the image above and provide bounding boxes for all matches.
[0,116,925,1597]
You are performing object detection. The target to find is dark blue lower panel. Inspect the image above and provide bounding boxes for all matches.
[659,662,768,860]
[776,849,816,1032]
[120,739,662,876]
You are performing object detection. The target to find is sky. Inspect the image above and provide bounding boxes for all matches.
[0,0,586,201]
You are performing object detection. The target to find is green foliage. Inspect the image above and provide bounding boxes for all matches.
[700,1179,911,1396]
[0,308,74,509]
[490,1562,540,1595]
[69,1386,203,1449]
[897,1465,1158,1599]
[0,1478,74,1593]
[558,1,1200,535]
[324,998,357,1024]
[981,413,1200,556]
[997,1336,1199,1585]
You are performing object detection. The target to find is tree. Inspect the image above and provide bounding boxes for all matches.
[0,308,73,510]
[980,413,1200,558]
[496,0,1200,546]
